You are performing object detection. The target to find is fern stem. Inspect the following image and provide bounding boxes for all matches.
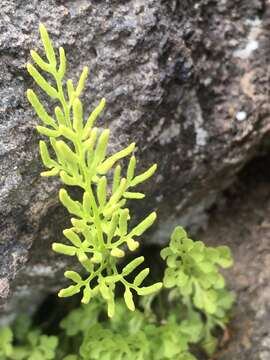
[74,133,105,249]
[87,187,105,248]
[54,70,72,128]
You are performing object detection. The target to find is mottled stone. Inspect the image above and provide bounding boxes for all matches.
[0,278,10,299]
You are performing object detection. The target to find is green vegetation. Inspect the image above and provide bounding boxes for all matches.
[0,320,58,360]
[0,24,234,360]
[161,227,234,356]
[27,23,162,317]
[0,227,234,359]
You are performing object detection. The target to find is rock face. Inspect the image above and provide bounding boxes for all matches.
[1,0,270,356]
[199,155,270,360]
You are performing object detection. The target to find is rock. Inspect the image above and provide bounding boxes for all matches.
[0,0,270,356]
[199,155,270,360]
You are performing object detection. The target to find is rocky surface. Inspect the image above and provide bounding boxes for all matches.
[199,154,270,360]
[1,0,270,357]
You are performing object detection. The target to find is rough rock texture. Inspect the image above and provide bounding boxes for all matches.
[1,0,270,356]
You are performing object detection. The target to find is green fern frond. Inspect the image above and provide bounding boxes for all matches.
[161,226,234,356]
[27,23,162,317]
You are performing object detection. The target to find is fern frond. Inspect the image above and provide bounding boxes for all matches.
[27,23,161,317]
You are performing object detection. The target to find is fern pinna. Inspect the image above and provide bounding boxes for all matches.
[27,24,162,317]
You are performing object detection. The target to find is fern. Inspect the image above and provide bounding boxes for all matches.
[0,327,13,359]
[22,23,235,359]
[0,227,234,359]
[161,226,234,356]
[27,23,162,317]
[58,227,234,359]
[61,299,198,360]
[0,324,58,360]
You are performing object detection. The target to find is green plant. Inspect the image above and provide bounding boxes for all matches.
[9,23,235,360]
[0,317,58,360]
[0,327,13,359]
[59,298,200,360]
[27,23,162,317]
[0,228,233,360]
[161,226,234,356]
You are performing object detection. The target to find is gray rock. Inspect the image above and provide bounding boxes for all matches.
[0,0,270,356]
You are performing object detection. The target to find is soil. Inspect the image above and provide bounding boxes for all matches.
[199,153,270,360]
